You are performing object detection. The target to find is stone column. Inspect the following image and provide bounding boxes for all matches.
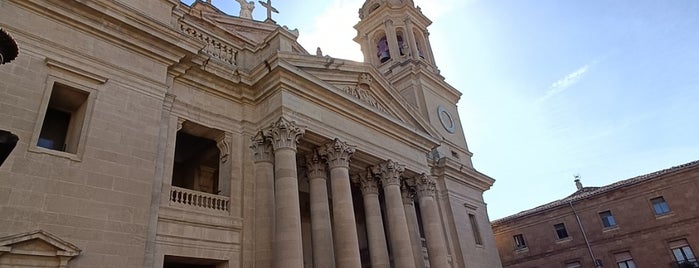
[352,171,390,268]
[384,19,401,61]
[251,132,275,268]
[415,174,449,268]
[320,138,361,268]
[306,151,336,268]
[404,19,421,60]
[264,117,305,268]
[373,160,416,268]
[402,183,426,268]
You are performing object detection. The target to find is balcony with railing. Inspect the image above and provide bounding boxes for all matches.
[169,186,230,214]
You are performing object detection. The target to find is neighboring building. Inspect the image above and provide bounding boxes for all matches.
[492,161,699,268]
[0,0,502,267]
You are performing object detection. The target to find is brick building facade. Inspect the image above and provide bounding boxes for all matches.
[492,161,699,268]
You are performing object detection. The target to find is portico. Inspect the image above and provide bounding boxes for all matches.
[249,115,453,268]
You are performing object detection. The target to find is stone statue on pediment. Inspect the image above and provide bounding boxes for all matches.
[235,0,255,19]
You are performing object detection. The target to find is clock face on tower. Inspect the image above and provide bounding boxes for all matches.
[437,105,455,134]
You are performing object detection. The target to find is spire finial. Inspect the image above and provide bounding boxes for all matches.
[258,0,279,23]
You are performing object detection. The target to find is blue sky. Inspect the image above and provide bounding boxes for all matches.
[183,0,699,220]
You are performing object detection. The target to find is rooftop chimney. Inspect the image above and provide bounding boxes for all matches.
[574,175,583,190]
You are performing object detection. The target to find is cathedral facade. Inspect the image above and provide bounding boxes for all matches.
[0,0,502,267]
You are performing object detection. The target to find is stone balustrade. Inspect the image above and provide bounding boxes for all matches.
[169,186,229,213]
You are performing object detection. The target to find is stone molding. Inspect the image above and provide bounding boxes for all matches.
[319,138,356,169]
[415,173,437,198]
[305,151,327,179]
[352,171,380,195]
[373,160,405,187]
[263,117,305,151]
[250,131,273,163]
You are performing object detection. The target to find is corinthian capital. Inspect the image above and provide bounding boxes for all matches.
[372,160,405,187]
[250,131,273,163]
[401,183,416,205]
[415,173,437,198]
[263,117,305,151]
[306,151,327,179]
[351,170,379,195]
[319,138,356,169]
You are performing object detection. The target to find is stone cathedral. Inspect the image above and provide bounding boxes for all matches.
[0,0,503,267]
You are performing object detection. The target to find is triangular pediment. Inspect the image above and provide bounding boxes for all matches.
[0,230,81,257]
[279,55,442,140]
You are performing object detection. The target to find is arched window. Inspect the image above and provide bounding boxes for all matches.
[376,35,390,63]
[413,29,426,59]
[396,30,406,56]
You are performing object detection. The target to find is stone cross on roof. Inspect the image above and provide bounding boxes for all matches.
[258,0,278,22]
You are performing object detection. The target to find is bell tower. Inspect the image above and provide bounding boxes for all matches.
[354,0,436,70]
[354,0,475,167]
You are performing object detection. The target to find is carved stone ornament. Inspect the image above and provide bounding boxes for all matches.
[263,117,305,151]
[250,131,273,163]
[216,132,232,163]
[401,183,416,204]
[319,138,356,169]
[373,160,405,187]
[342,86,387,113]
[358,73,373,87]
[352,170,380,195]
[415,173,437,198]
[306,151,327,179]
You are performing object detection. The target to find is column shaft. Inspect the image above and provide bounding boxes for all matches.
[321,139,361,268]
[376,160,416,268]
[251,132,275,268]
[264,117,305,268]
[416,175,449,268]
[307,153,335,268]
[330,167,361,268]
[273,148,303,267]
[354,173,390,268]
[403,186,426,268]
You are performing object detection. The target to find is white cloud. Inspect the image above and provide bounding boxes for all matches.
[297,0,364,61]
[537,63,593,103]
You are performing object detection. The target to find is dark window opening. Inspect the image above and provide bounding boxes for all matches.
[469,214,483,245]
[599,210,616,228]
[513,234,526,249]
[554,223,569,239]
[172,131,220,195]
[37,83,89,154]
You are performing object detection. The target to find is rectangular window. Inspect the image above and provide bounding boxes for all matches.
[651,196,671,215]
[36,82,90,154]
[670,239,697,266]
[513,234,526,249]
[554,223,569,239]
[615,252,636,268]
[599,210,617,228]
[469,214,483,245]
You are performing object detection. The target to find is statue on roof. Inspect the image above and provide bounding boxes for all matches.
[235,0,255,19]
